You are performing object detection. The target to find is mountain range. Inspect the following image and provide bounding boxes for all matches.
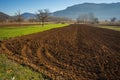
[0,12,11,20]
[0,3,120,20]
[21,13,36,19]
[53,3,120,20]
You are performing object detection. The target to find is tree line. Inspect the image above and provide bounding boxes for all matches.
[0,10,119,25]
[76,13,119,24]
[0,9,72,26]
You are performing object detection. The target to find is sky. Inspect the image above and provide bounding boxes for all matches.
[0,0,120,15]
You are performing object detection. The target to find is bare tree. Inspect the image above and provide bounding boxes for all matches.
[93,18,99,24]
[0,16,5,23]
[88,13,99,24]
[77,14,88,23]
[76,16,81,23]
[37,9,49,26]
[28,18,37,22]
[15,10,23,26]
[88,13,95,23]
[111,17,117,23]
[77,13,98,24]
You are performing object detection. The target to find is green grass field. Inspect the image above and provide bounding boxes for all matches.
[97,26,120,31]
[0,23,68,80]
[0,54,48,80]
[0,23,68,40]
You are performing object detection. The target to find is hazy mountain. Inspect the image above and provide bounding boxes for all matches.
[1,3,120,21]
[0,12,11,20]
[21,13,36,19]
[53,3,120,20]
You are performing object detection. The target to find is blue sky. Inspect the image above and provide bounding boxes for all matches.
[0,0,120,15]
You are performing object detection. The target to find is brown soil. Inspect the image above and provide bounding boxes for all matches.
[0,24,120,80]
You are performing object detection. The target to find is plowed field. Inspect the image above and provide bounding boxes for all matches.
[0,24,120,80]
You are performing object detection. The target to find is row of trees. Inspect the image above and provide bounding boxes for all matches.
[14,9,49,26]
[0,10,119,25]
[0,9,72,26]
[76,13,98,24]
[76,13,119,24]
[36,9,49,26]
